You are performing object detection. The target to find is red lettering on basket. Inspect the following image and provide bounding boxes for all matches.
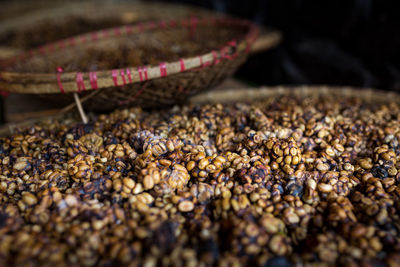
[160,63,167,77]
[112,69,119,86]
[180,59,186,72]
[76,72,85,92]
[89,72,98,90]
[56,67,65,94]
[120,70,126,86]
[126,69,132,83]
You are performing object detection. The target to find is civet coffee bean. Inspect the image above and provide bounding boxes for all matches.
[0,93,400,266]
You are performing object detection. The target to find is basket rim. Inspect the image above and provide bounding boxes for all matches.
[1,85,400,137]
[0,1,217,35]
[0,16,259,94]
[190,85,400,105]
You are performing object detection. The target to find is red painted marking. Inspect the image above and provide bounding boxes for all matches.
[56,66,65,93]
[227,40,238,58]
[120,70,126,85]
[76,72,85,92]
[221,45,234,60]
[126,68,132,83]
[138,67,143,82]
[159,62,167,77]
[112,69,119,86]
[203,60,211,67]
[198,56,205,68]
[212,50,220,65]
[143,66,148,81]
[89,72,98,89]
[180,59,185,72]
[138,66,148,82]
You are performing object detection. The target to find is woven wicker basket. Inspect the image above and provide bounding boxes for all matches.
[0,16,259,111]
[1,86,399,136]
[0,1,215,51]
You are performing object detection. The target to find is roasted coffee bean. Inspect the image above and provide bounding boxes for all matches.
[0,93,399,266]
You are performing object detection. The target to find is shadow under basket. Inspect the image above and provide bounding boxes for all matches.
[0,16,259,111]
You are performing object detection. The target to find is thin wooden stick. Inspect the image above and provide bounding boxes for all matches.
[73,93,88,124]
[60,89,100,114]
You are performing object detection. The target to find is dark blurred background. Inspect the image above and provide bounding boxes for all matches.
[157,0,400,90]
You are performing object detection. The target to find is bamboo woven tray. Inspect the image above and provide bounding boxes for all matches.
[0,1,215,52]
[1,86,399,136]
[0,17,259,112]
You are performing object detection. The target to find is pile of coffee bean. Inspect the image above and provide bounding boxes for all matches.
[0,93,399,266]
